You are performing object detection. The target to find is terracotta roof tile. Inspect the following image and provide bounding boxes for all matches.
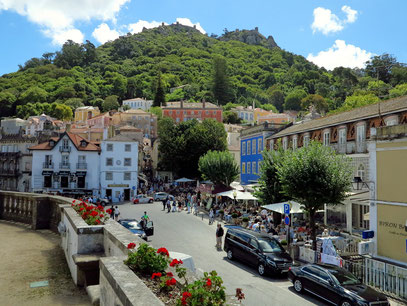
[29,132,100,151]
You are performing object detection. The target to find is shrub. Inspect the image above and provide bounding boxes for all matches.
[124,243,169,275]
[242,217,249,222]
[231,213,238,218]
[280,240,288,245]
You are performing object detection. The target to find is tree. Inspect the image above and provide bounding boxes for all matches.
[158,118,227,178]
[365,53,398,83]
[284,89,307,111]
[212,56,233,105]
[267,89,285,112]
[153,73,166,107]
[53,104,73,120]
[277,142,352,250]
[255,146,288,205]
[102,95,120,112]
[20,86,48,103]
[149,106,163,119]
[0,91,17,118]
[389,83,407,98]
[301,94,328,113]
[334,93,379,113]
[198,150,239,186]
[64,98,84,110]
[222,111,241,124]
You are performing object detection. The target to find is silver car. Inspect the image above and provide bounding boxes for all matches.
[133,194,154,204]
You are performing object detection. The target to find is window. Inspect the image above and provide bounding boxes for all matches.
[124,172,131,180]
[249,238,259,249]
[78,155,86,163]
[252,162,256,174]
[292,136,297,150]
[252,139,256,155]
[107,143,113,151]
[357,125,366,152]
[105,172,113,180]
[304,135,310,147]
[242,142,246,156]
[247,140,251,155]
[125,144,131,152]
[317,270,332,282]
[213,111,216,115]
[357,164,365,182]
[258,138,262,152]
[282,138,288,150]
[258,161,261,173]
[124,158,131,166]
[62,155,69,165]
[106,158,113,166]
[323,131,330,146]
[242,162,246,174]
[247,162,251,174]
[339,129,346,146]
[62,139,69,148]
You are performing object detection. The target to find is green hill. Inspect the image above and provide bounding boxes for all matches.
[1,23,407,119]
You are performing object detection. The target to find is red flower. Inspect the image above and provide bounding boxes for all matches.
[151,272,162,280]
[166,272,173,277]
[86,206,92,211]
[97,205,104,211]
[100,214,104,218]
[95,219,101,224]
[72,200,76,203]
[165,278,176,286]
[157,247,169,257]
[206,278,212,287]
[182,292,192,298]
[79,207,84,211]
[90,210,98,217]
[106,209,112,215]
[127,242,136,249]
[169,259,183,267]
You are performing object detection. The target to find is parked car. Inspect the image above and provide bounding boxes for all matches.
[133,194,154,204]
[288,263,389,306]
[153,192,174,201]
[95,197,109,206]
[223,227,293,276]
[118,218,154,240]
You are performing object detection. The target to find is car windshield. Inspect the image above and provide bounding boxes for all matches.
[258,238,284,253]
[330,269,361,285]
[126,221,142,230]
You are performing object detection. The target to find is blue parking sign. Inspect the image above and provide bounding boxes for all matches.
[284,203,290,214]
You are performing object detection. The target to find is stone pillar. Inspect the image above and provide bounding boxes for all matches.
[31,196,50,230]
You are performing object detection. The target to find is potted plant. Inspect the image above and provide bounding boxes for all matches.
[280,239,288,246]
[231,213,238,224]
[218,210,224,220]
[241,217,249,228]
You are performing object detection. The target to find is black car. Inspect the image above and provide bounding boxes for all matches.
[118,218,154,240]
[288,263,389,306]
[223,227,293,276]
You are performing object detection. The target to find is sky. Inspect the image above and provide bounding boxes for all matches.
[0,0,406,76]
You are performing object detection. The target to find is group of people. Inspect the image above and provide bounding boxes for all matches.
[161,192,200,215]
[108,205,120,221]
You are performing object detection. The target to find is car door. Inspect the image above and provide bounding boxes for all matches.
[144,221,154,236]
[247,238,261,266]
[300,266,323,294]
[315,270,341,305]
[233,232,249,261]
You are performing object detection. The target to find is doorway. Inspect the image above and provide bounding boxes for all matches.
[61,176,69,188]
[124,189,130,201]
[106,189,112,198]
[77,176,85,188]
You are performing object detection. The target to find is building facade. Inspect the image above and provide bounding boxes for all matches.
[100,135,138,202]
[231,106,254,123]
[122,98,153,111]
[26,114,65,136]
[30,132,100,196]
[162,101,223,123]
[368,124,407,266]
[240,123,284,185]
[74,106,100,123]
[225,124,242,175]
[111,109,158,139]
[86,113,112,128]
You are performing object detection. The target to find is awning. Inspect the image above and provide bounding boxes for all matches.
[262,201,323,214]
[175,177,195,183]
[42,171,53,176]
[216,190,258,201]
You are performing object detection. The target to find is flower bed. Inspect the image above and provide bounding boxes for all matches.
[71,199,110,225]
[124,242,245,305]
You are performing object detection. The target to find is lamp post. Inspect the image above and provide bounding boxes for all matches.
[233,190,237,206]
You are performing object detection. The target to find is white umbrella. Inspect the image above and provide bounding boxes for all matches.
[216,190,258,201]
[261,201,304,214]
[175,177,195,183]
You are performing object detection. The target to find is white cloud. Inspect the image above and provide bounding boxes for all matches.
[45,28,85,45]
[128,20,166,34]
[92,23,120,44]
[176,18,206,34]
[311,5,358,35]
[0,0,129,44]
[307,40,373,70]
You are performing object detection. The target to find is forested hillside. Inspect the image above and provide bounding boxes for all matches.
[1,23,407,120]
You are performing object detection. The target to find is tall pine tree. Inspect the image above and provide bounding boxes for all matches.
[212,56,233,105]
[153,72,166,107]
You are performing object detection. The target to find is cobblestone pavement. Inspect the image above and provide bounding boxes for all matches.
[0,220,90,306]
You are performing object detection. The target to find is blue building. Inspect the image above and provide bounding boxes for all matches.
[240,123,284,185]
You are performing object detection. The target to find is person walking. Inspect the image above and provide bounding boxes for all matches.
[215,223,224,250]
[114,206,120,221]
[166,200,171,213]
[109,205,114,219]
[209,208,214,225]
[162,198,167,211]
[172,200,177,212]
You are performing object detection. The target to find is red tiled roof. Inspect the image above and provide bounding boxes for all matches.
[29,132,100,151]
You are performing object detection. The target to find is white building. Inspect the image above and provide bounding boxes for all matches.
[100,135,139,202]
[29,132,100,196]
[123,98,153,111]
[231,106,254,123]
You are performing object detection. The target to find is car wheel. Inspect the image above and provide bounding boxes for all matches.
[257,263,266,276]
[339,300,353,306]
[226,249,234,260]
[149,199,153,203]
[293,278,304,293]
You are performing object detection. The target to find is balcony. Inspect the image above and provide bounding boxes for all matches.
[59,146,71,153]
[76,163,87,170]
[43,162,54,169]
[59,163,70,169]
[0,169,18,176]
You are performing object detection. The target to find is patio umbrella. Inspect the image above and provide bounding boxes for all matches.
[175,177,195,183]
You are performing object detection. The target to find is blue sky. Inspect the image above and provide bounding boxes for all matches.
[1,0,406,76]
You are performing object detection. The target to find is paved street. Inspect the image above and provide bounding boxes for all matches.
[119,201,325,306]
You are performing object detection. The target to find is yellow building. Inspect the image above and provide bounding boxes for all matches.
[369,123,407,265]
[74,106,100,123]
[254,108,271,123]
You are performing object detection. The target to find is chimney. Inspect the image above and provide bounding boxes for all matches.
[180,99,184,109]
[202,99,206,109]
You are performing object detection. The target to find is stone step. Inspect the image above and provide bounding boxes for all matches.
[86,284,100,306]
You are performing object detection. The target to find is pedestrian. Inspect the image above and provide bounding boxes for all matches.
[166,200,171,213]
[162,197,167,211]
[187,201,191,214]
[172,200,177,212]
[216,223,224,250]
[109,205,114,219]
[209,208,214,225]
[142,211,149,221]
[193,202,198,216]
[114,205,120,221]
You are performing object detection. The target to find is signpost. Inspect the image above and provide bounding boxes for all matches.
[284,216,290,225]
[284,202,291,247]
[284,203,290,215]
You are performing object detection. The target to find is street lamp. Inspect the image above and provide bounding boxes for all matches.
[233,190,237,206]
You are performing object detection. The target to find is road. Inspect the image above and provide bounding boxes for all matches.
[119,201,325,306]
